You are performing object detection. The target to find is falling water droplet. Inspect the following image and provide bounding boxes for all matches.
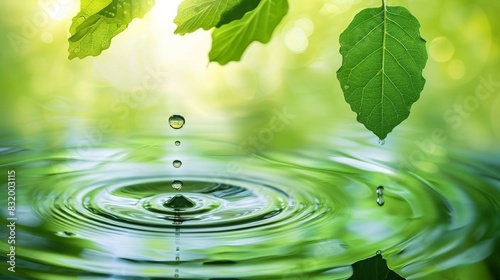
[173,160,182,168]
[175,140,181,146]
[376,250,382,255]
[169,115,185,129]
[376,186,385,206]
[378,139,386,145]
[344,84,350,90]
[171,180,183,190]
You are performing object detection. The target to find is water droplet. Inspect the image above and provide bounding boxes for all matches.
[344,84,350,90]
[175,256,180,262]
[173,160,182,168]
[378,139,386,145]
[175,140,181,146]
[171,180,183,190]
[57,231,76,237]
[376,250,382,255]
[376,186,385,206]
[169,115,185,129]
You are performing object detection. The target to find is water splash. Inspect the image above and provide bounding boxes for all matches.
[165,194,196,209]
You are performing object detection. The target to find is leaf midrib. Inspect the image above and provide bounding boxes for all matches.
[381,3,387,134]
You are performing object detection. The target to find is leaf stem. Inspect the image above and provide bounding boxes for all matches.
[382,0,386,7]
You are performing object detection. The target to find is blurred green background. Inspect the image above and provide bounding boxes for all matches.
[1,0,499,154]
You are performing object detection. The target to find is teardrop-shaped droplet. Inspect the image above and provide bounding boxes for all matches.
[173,160,182,168]
[378,139,386,145]
[169,115,185,129]
[376,186,385,206]
[376,250,382,255]
[175,140,181,146]
[171,180,183,190]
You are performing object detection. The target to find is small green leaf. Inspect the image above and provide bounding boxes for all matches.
[68,0,155,59]
[174,0,249,35]
[209,0,288,65]
[337,5,427,140]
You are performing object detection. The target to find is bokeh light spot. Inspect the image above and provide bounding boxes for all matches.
[448,59,465,80]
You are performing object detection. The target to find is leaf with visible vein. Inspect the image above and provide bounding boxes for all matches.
[216,0,261,28]
[68,0,155,59]
[174,0,248,35]
[209,0,288,65]
[337,5,427,140]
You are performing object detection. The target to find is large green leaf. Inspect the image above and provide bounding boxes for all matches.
[68,0,155,59]
[209,0,288,65]
[337,5,427,140]
[174,0,249,35]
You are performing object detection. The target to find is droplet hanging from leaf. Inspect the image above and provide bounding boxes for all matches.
[337,4,428,140]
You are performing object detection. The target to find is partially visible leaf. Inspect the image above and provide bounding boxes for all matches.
[209,0,288,65]
[174,0,249,35]
[79,0,112,17]
[216,0,261,28]
[336,5,427,140]
[68,0,155,59]
[350,254,405,280]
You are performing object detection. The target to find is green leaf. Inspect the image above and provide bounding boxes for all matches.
[209,0,288,65]
[336,5,427,140]
[174,0,249,35]
[350,254,405,280]
[216,0,261,28]
[68,0,155,59]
